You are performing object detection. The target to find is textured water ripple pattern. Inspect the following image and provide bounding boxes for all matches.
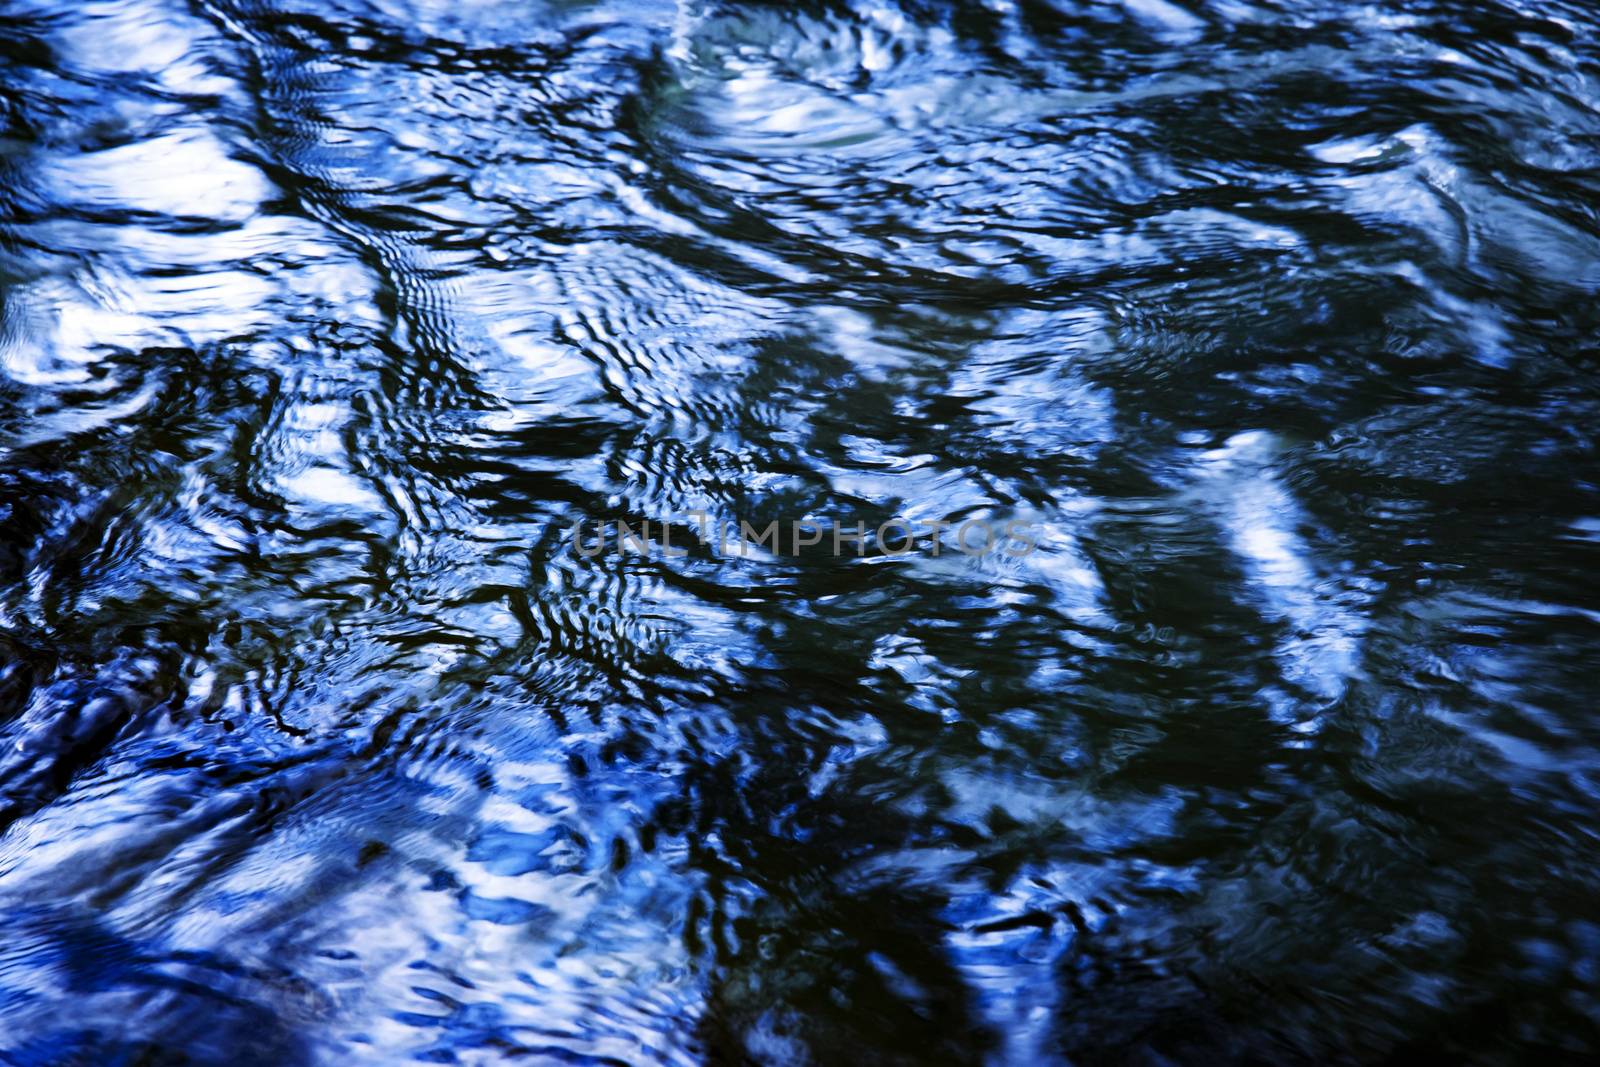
[2,0,1599,1061]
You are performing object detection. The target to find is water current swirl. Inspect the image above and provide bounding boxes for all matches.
[2,0,1600,1061]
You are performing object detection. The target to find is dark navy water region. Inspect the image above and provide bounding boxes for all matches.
[3,0,1600,1061]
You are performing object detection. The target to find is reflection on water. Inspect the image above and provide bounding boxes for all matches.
[2,0,1599,1061]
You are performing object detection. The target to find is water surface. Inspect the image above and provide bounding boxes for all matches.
[2,0,1600,1061]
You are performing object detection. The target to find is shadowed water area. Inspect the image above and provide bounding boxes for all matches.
[2,0,1600,1061]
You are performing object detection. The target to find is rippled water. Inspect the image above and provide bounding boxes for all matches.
[3,0,1600,1061]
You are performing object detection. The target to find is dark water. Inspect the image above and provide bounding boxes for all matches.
[3,0,1600,1061]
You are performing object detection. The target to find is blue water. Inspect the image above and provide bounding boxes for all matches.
[2,0,1600,1061]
